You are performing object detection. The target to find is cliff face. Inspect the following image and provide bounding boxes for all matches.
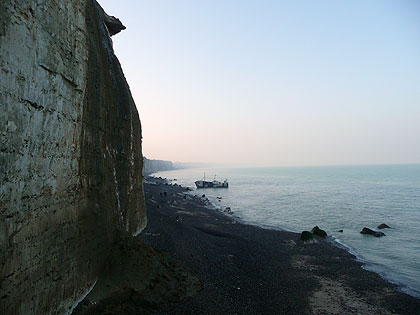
[143,157,175,175]
[0,1,146,314]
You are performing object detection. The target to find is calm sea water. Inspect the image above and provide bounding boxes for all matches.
[154,164,420,297]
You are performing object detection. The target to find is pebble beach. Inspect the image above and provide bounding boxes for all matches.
[138,176,420,314]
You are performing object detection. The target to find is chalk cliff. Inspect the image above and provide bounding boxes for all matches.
[0,1,146,314]
[143,157,175,175]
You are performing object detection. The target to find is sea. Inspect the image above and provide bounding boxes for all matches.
[153,164,420,298]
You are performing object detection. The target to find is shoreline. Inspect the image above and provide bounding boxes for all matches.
[154,172,420,300]
[158,174,420,299]
[139,176,420,314]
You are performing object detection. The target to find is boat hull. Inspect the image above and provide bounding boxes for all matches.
[195,180,228,188]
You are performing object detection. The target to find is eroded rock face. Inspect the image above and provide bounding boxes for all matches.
[103,13,127,36]
[0,1,146,314]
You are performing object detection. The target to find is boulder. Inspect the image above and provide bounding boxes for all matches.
[311,226,327,238]
[377,223,390,229]
[360,227,385,237]
[300,231,314,242]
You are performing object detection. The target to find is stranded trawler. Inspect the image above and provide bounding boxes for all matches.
[195,174,229,188]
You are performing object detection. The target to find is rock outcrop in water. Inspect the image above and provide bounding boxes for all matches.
[377,223,390,229]
[0,1,146,314]
[360,227,385,237]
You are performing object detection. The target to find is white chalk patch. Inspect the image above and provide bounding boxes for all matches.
[7,121,17,132]
[68,279,97,315]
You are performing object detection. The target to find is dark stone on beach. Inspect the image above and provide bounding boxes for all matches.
[300,231,314,242]
[360,227,385,237]
[338,230,343,233]
[377,223,390,229]
[311,226,327,238]
[202,194,206,198]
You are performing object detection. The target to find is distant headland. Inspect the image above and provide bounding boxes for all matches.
[143,157,217,175]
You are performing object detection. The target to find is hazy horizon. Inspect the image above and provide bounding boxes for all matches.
[156,159,420,169]
[100,0,420,167]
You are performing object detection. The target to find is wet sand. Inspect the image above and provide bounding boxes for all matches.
[139,176,420,314]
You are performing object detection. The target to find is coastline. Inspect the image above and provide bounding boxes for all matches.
[152,166,420,299]
[139,176,420,314]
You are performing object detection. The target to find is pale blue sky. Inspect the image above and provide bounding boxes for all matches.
[100,0,420,166]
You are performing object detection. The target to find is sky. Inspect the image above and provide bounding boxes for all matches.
[99,0,420,167]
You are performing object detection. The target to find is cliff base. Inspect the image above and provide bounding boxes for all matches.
[73,233,201,314]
